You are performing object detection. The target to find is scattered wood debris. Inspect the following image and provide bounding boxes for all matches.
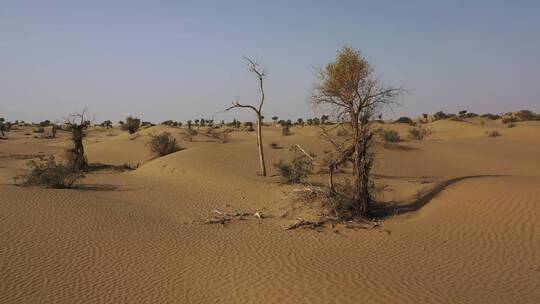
[204,209,266,225]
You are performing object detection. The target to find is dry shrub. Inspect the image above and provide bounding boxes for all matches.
[17,155,84,188]
[485,130,501,137]
[207,128,229,143]
[507,123,516,128]
[408,126,431,140]
[380,129,400,143]
[274,149,314,183]
[502,116,518,124]
[148,132,182,156]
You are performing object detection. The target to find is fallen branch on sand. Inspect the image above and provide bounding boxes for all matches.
[285,217,380,231]
[204,209,266,225]
[285,218,326,230]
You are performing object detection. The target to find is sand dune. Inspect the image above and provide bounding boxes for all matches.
[1,120,539,303]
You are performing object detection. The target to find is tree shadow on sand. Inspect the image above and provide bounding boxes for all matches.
[371,174,508,218]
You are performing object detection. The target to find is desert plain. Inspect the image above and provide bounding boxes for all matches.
[0,115,539,304]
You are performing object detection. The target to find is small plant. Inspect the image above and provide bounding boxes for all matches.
[408,126,431,140]
[381,129,400,143]
[17,155,84,188]
[148,132,182,156]
[485,130,501,137]
[274,149,314,184]
[507,123,516,128]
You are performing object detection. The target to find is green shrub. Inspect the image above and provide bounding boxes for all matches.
[148,132,181,156]
[481,113,501,120]
[381,129,400,142]
[18,155,84,188]
[123,116,141,134]
[394,116,413,124]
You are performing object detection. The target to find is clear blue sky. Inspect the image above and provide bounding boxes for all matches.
[1,0,539,123]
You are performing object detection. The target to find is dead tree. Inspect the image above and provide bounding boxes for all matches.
[64,110,91,170]
[313,46,404,217]
[226,56,268,176]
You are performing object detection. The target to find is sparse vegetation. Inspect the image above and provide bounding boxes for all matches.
[274,148,314,184]
[408,126,431,140]
[148,132,181,156]
[380,129,400,143]
[17,155,85,188]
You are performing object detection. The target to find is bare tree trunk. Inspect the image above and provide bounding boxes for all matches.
[256,114,267,176]
[71,127,87,170]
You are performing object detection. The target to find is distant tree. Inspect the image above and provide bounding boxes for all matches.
[272,116,279,124]
[101,120,113,129]
[124,116,141,134]
[321,115,329,125]
[296,118,304,126]
[458,110,468,116]
[226,56,268,176]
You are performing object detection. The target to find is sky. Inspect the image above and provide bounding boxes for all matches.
[1,0,539,123]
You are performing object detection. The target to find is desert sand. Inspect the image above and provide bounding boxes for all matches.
[1,118,539,303]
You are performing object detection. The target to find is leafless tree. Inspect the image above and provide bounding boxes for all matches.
[313,46,405,217]
[64,110,91,170]
[226,56,268,176]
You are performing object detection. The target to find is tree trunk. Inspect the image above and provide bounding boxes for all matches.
[71,127,87,170]
[351,113,369,217]
[256,115,267,176]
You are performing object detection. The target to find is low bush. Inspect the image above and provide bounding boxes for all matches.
[148,132,182,156]
[515,110,537,121]
[17,155,84,188]
[394,116,413,124]
[485,130,501,137]
[274,149,314,183]
[381,129,400,143]
[502,116,518,124]
[408,126,431,140]
[481,113,501,120]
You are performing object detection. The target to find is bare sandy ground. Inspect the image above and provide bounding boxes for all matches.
[1,119,539,303]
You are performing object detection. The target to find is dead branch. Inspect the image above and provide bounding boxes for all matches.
[285,218,326,230]
[204,209,266,225]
